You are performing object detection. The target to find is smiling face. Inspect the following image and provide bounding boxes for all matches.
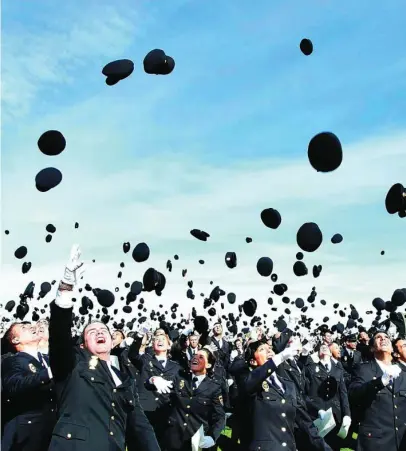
[394,339,406,362]
[153,333,170,354]
[82,322,112,357]
[190,349,211,375]
[251,343,274,367]
[373,332,392,354]
[112,330,124,348]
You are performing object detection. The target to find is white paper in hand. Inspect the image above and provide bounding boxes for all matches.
[191,425,204,451]
[313,408,336,438]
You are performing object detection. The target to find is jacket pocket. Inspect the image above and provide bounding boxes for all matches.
[52,422,89,441]
[359,427,383,439]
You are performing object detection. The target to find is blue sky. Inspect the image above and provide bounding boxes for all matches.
[1,0,405,328]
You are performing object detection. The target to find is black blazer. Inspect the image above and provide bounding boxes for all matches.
[2,352,57,451]
[48,301,160,451]
[243,358,332,451]
[349,359,406,451]
[304,360,351,424]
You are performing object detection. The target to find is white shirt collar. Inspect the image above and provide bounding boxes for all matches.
[375,358,392,372]
[22,348,40,361]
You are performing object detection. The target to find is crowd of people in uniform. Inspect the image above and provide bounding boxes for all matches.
[1,245,406,451]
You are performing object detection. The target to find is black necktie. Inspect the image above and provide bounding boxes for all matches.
[37,352,45,367]
[192,376,199,390]
[324,363,329,371]
[158,359,165,367]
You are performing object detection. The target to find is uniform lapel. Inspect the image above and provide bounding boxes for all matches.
[194,376,210,394]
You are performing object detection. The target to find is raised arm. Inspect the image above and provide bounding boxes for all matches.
[49,244,85,382]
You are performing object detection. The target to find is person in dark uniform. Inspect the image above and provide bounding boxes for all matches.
[357,331,372,362]
[242,339,332,451]
[208,323,231,412]
[128,328,181,447]
[349,331,406,451]
[304,345,351,451]
[341,335,363,378]
[110,331,139,381]
[393,337,406,372]
[2,321,57,451]
[48,244,160,451]
[148,347,225,451]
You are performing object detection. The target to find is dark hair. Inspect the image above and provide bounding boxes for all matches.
[245,340,267,365]
[113,330,125,340]
[80,321,111,345]
[369,331,389,348]
[200,347,216,375]
[3,323,20,353]
[392,337,404,359]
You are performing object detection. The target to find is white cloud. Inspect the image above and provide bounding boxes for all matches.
[1,130,405,329]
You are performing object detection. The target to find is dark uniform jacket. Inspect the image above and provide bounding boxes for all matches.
[48,301,160,451]
[243,358,332,451]
[304,360,351,425]
[349,359,406,451]
[152,371,225,450]
[2,352,57,451]
[209,337,231,370]
[111,346,139,381]
[276,358,306,404]
[341,348,362,380]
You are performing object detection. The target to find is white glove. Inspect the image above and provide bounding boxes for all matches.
[200,436,215,449]
[230,350,238,362]
[286,316,298,331]
[382,364,402,385]
[62,244,84,285]
[282,339,301,360]
[388,364,402,379]
[124,337,134,346]
[250,328,258,341]
[337,416,351,439]
[318,409,326,419]
[150,376,173,394]
[301,341,314,356]
[227,378,234,387]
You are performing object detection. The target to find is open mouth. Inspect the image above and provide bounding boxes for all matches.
[96,337,106,344]
[191,357,199,365]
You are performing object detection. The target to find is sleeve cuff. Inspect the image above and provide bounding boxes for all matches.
[55,289,74,308]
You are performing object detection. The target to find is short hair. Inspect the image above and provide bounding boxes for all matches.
[200,347,216,373]
[2,323,20,352]
[113,330,125,340]
[392,337,404,357]
[369,331,389,348]
[245,340,269,364]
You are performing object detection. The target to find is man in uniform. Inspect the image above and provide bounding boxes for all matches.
[393,337,406,372]
[341,334,362,380]
[304,345,351,450]
[349,331,406,451]
[48,244,160,451]
[2,321,56,451]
